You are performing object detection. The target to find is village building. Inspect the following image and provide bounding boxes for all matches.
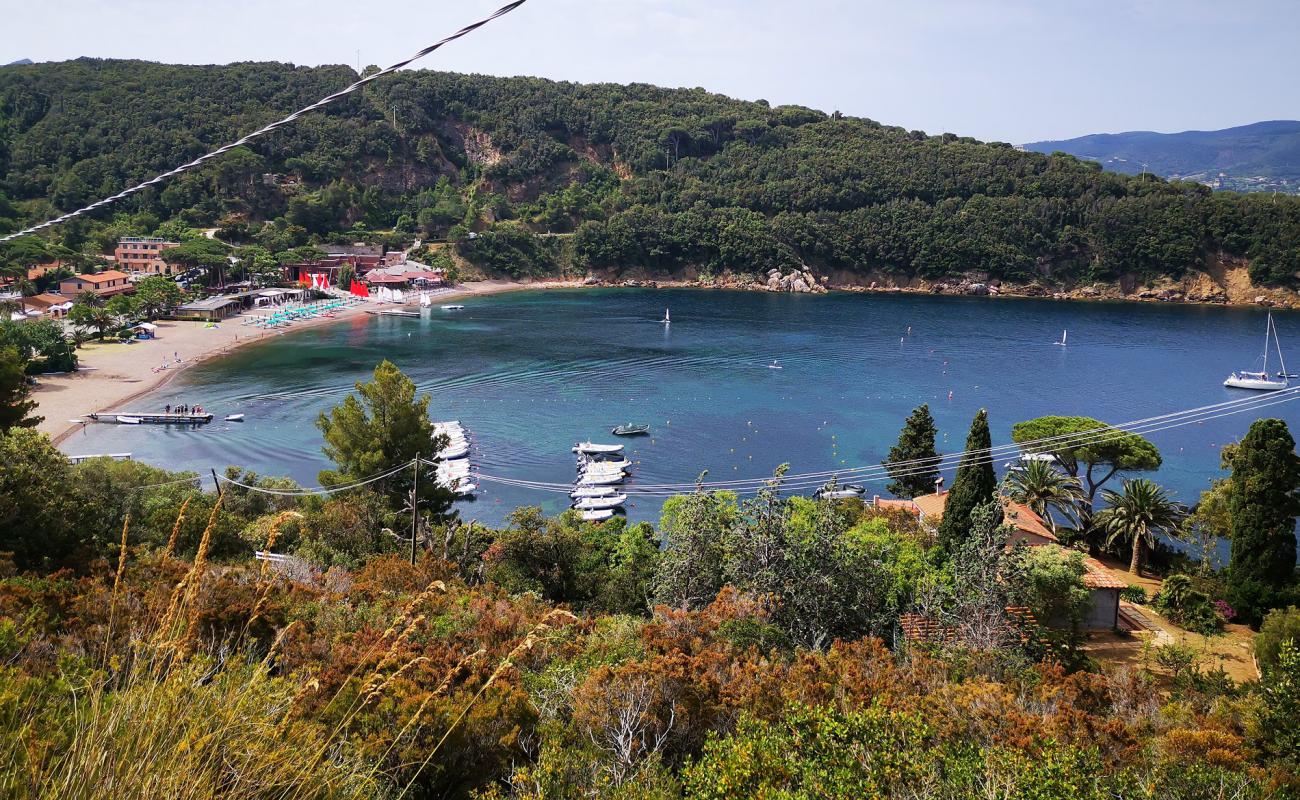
[114,237,180,274]
[18,292,74,319]
[875,490,1126,630]
[59,270,134,298]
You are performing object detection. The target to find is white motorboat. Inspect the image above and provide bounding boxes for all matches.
[580,458,632,472]
[573,441,624,455]
[579,508,615,522]
[571,485,619,499]
[439,442,470,460]
[814,483,866,500]
[576,471,626,486]
[1225,312,1290,391]
[768,359,782,370]
[224,414,245,422]
[573,494,628,510]
[117,415,142,424]
[441,304,465,311]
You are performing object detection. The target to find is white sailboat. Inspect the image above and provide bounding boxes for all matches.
[1225,312,1289,391]
[1054,330,1067,347]
[662,308,671,325]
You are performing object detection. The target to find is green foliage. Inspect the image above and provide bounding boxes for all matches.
[1095,478,1186,576]
[0,319,76,372]
[883,403,940,499]
[1154,574,1223,635]
[134,275,183,316]
[1255,640,1300,767]
[1005,459,1084,537]
[652,490,736,610]
[1256,606,1300,673]
[937,409,996,552]
[316,360,453,522]
[456,222,559,278]
[1011,415,1161,531]
[484,508,661,615]
[1225,418,1300,625]
[0,428,86,568]
[0,345,40,431]
[682,704,933,799]
[1006,545,1091,629]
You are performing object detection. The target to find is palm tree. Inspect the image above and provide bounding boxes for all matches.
[1004,459,1084,535]
[1095,478,1186,575]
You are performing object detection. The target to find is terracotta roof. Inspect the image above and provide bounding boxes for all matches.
[909,492,1059,543]
[1003,501,1058,543]
[22,293,69,308]
[912,491,949,520]
[872,497,920,515]
[1082,557,1128,590]
[66,270,130,284]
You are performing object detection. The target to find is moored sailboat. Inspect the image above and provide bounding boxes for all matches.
[1225,312,1289,391]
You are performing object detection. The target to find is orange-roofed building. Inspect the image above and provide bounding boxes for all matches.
[59,270,134,298]
[893,490,1059,546]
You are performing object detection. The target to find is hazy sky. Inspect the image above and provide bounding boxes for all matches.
[3,0,1297,143]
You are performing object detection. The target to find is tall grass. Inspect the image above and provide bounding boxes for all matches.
[0,505,577,799]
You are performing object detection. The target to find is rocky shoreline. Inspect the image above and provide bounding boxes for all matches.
[577,259,1300,309]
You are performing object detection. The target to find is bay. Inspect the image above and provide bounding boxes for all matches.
[62,288,1300,539]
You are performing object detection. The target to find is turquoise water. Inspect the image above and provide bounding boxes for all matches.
[62,288,1300,530]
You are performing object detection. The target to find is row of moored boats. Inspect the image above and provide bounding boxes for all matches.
[433,421,477,497]
[569,440,633,521]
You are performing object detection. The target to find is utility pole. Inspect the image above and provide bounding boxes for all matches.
[410,458,419,565]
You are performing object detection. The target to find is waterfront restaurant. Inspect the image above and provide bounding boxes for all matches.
[175,288,307,322]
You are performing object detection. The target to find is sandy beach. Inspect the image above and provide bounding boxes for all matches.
[37,279,580,446]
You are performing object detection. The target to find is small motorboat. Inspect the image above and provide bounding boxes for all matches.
[117,415,142,425]
[571,485,619,499]
[573,441,624,455]
[768,360,782,370]
[580,458,632,473]
[611,423,650,436]
[814,483,866,500]
[441,304,465,311]
[224,414,245,422]
[573,494,628,511]
[439,442,470,460]
[576,471,626,486]
[579,508,615,522]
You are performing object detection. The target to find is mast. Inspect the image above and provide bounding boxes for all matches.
[1273,312,1288,381]
[1263,312,1273,375]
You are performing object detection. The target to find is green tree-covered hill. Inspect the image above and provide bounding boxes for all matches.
[2,59,1299,287]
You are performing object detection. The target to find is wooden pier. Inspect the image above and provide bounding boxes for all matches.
[87,412,214,425]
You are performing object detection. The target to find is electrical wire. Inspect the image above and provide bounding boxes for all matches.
[0,0,530,242]
[472,387,1300,495]
[216,459,415,496]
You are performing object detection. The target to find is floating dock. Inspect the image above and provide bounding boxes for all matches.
[87,412,214,425]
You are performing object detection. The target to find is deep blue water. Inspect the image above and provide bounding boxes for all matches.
[61,288,1300,533]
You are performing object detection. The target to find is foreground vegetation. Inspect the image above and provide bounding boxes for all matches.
[1,362,1299,797]
[3,60,1300,289]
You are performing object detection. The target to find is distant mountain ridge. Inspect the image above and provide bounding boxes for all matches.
[1025,120,1300,194]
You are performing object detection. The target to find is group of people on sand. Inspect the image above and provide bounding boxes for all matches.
[165,403,203,415]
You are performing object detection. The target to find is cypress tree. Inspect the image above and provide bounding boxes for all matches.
[884,404,941,499]
[938,409,998,553]
[1227,418,1300,624]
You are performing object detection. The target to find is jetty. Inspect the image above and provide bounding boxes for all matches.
[87,411,214,425]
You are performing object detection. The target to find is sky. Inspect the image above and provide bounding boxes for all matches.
[2,0,1298,143]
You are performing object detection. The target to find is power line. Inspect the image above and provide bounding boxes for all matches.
[473,387,1300,495]
[0,0,530,242]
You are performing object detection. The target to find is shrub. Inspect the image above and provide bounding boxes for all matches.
[1256,606,1300,673]
[1121,585,1149,605]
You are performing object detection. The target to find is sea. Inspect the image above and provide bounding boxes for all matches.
[61,288,1300,542]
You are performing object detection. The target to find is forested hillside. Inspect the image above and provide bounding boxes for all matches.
[2,59,1300,287]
